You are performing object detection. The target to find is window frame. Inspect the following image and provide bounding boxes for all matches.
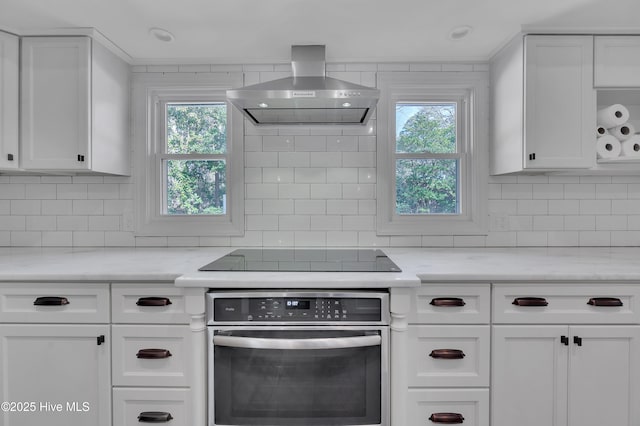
[133,73,244,237]
[376,72,488,236]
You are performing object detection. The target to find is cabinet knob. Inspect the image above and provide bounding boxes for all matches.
[429,412,465,423]
[429,349,466,359]
[33,296,70,306]
[430,297,466,307]
[136,296,173,307]
[138,411,174,422]
[136,349,172,359]
[587,297,623,307]
[7,154,14,161]
[512,297,548,307]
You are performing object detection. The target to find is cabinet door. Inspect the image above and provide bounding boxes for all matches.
[0,31,19,170]
[0,324,110,426]
[492,325,568,426]
[524,35,595,169]
[595,36,640,87]
[21,36,91,170]
[568,326,640,426]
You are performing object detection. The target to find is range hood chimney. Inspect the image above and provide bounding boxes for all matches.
[227,45,380,126]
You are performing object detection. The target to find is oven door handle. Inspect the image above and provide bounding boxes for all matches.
[212,334,381,350]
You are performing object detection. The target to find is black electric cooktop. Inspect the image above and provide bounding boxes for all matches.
[198,249,402,272]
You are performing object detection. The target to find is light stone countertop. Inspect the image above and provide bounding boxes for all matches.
[0,247,639,287]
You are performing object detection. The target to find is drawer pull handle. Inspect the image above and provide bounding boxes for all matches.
[136,297,173,307]
[512,297,548,307]
[430,297,466,307]
[136,349,172,359]
[429,349,466,359]
[429,412,465,423]
[587,297,623,307]
[138,411,174,422]
[33,296,69,306]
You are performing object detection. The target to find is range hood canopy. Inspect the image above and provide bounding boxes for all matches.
[227,45,380,126]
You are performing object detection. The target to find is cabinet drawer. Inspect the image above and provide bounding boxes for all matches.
[0,283,109,323]
[111,284,189,324]
[407,325,490,387]
[112,325,191,387]
[409,284,490,324]
[493,284,640,324]
[406,389,489,426]
[113,388,191,426]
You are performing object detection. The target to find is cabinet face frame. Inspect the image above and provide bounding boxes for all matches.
[0,31,19,170]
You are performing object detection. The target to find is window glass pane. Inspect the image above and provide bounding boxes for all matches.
[166,160,226,215]
[167,103,226,154]
[396,159,458,214]
[396,103,456,154]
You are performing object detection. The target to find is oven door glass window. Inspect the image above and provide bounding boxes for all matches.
[212,329,383,426]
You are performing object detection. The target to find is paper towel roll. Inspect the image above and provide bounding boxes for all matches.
[596,134,622,159]
[621,135,640,157]
[609,123,636,141]
[597,104,630,128]
[597,125,609,137]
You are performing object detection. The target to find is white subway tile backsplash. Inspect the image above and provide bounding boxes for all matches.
[342,184,375,199]
[295,168,327,183]
[263,168,294,183]
[564,215,595,231]
[595,184,627,199]
[309,152,342,167]
[11,200,41,215]
[263,199,294,215]
[295,136,327,152]
[327,200,358,215]
[26,184,56,199]
[278,152,310,167]
[295,200,326,215]
[310,184,341,199]
[3,61,640,249]
[327,136,358,151]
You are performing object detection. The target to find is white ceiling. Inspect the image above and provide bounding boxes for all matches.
[1,0,639,64]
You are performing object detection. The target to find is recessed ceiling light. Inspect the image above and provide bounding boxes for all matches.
[258,102,269,108]
[149,27,175,42]
[449,25,473,41]
[342,102,352,108]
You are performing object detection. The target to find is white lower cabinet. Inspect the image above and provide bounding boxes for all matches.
[0,324,111,426]
[113,388,191,426]
[406,389,489,426]
[492,324,640,426]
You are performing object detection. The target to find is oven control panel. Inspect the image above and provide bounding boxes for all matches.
[211,295,384,323]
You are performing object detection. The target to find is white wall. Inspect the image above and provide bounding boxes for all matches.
[1,61,640,247]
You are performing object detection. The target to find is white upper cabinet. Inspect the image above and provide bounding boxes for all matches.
[490,35,596,174]
[0,31,19,171]
[595,36,640,87]
[20,36,130,175]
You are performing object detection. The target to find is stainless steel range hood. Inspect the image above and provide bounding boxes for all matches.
[227,45,380,126]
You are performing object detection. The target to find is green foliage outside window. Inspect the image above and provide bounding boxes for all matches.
[395,104,459,215]
[166,104,227,215]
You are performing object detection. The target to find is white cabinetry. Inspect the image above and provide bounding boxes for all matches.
[0,283,111,426]
[111,283,192,425]
[405,284,490,426]
[0,31,19,171]
[20,36,130,175]
[492,284,640,426]
[490,35,596,174]
[595,36,640,87]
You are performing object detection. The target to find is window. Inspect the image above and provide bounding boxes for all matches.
[377,72,488,235]
[133,73,244,236]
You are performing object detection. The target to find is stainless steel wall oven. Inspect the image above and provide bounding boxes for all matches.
[206,290,390,426]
